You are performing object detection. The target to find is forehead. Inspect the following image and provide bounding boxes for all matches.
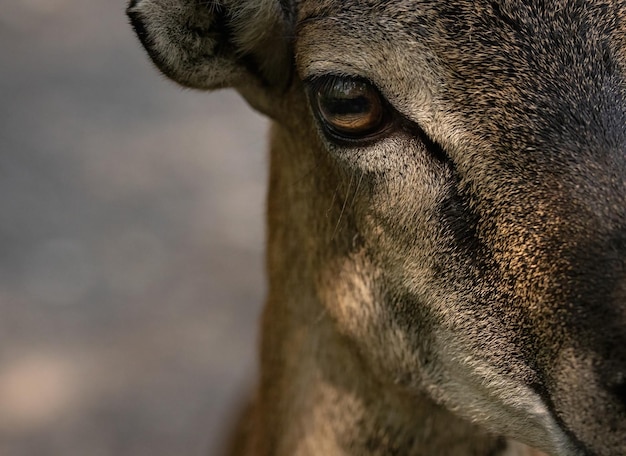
[296,0,623,37]
[295,0,625,87]
[295,0,626,150]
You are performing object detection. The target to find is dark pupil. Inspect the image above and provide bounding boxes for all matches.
[322,94,371,116]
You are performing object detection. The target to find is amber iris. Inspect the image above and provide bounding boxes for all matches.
[312,77,386,140]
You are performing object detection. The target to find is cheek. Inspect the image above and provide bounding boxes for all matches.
[315,252,427,383]
[356,153,454,287]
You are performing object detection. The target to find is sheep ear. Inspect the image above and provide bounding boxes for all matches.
[127,0,293,113]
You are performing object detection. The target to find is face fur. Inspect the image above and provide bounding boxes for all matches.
[294,1,626,453]
[127,0,626,454]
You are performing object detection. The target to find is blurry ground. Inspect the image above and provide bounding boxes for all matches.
[0,1,267,455]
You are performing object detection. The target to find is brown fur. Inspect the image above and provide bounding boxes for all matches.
[127,1,626,454]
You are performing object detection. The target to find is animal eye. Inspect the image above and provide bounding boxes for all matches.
[308,76,392,142]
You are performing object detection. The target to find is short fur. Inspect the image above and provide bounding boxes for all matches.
[127,1,626,455]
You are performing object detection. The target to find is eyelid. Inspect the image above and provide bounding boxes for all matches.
[305,74,381,94]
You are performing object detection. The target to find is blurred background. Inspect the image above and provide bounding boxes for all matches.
[1,1,267,454]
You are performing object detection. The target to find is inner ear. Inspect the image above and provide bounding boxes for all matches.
[127,0,294,94]
[228,1,294,88]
